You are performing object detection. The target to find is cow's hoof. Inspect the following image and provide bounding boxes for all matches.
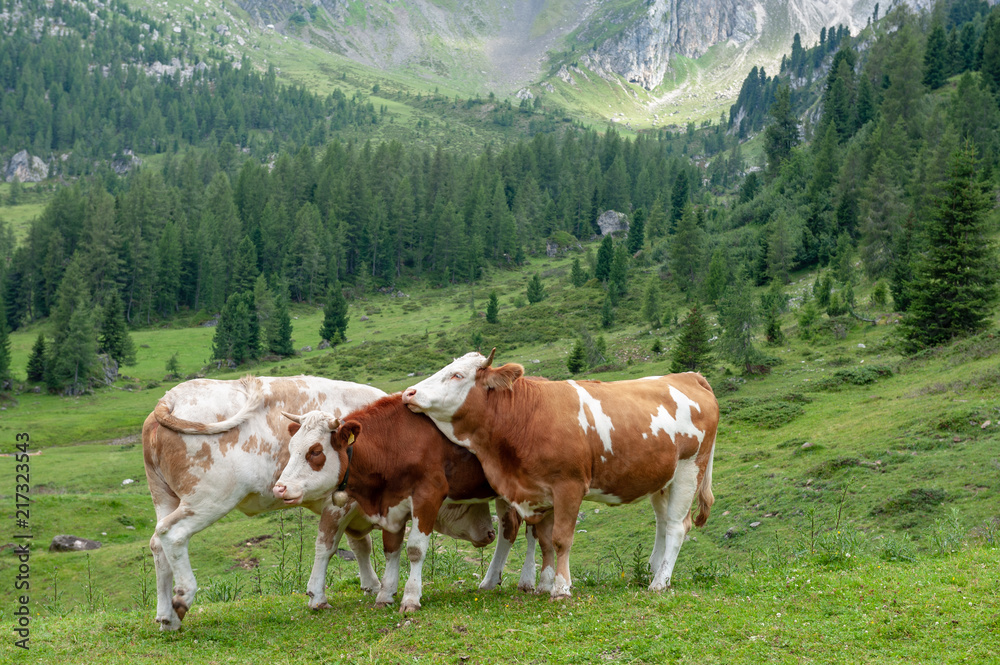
[399,600,421,613]
[157,616,181,631]
[309,601,333,610]
[361,584,380,595]
[648,582,669,592]
[171,599,189,620]
[549,592,571,601]
[374,597,393,609]
[517,582,536,593]
[478,580,499,591]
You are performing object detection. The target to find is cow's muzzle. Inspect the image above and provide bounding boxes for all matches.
[272,483,303,505]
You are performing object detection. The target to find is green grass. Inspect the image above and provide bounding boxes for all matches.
[2,240,1000,660]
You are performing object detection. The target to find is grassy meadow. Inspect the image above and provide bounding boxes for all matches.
[1,246,999,662]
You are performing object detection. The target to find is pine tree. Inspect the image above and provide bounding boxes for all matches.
[670,205,704,295]
[902,142,998,350]
[47,257,98,394]
[702,246,731,305]
[763,83,798,176]
[595,235,614,282]
[608,243,629,302]
[26,334,46,383]
[319,281,349,344]
[601,295,615,329]
[165,353,181,379]
[526,273,545,304]
[627,208,646,254]
[269,296,295,356]
[642,278,662,328]
[230,235,260,295]
[212,292,260,365]
[570,258,588,287]
[486,291,500,324]
[761,280,787,345]
[669,305,712,373]
[98,291,137,367]
[923,22,950,90]
[566,339,587,374]
[718,270,762,373]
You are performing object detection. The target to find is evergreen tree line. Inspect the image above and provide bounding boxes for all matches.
[0,1,379,168]
[2,125,706,334]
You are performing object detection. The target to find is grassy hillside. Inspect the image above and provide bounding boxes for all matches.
[1,237,998,660]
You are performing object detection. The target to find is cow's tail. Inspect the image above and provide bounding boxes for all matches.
[694,436,715,527]
[693,371,717,528]
[154,375,264,434]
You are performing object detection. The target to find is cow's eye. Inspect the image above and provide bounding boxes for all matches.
[451,373,464,380]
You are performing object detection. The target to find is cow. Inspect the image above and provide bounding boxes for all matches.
[400,349,719,600]
[143,375,495,630]
[272,393,554,612]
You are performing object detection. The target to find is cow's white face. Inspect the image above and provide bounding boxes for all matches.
[434,503,496,548]
[402,352,487,422]
[273,411,355,505]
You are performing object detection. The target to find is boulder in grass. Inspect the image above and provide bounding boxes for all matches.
[50,535,102,552]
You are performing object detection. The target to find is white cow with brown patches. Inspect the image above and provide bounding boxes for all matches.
[143,375,388,630]
[401,350,719,600]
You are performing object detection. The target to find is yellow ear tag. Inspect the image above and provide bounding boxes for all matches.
[347,433,355,445]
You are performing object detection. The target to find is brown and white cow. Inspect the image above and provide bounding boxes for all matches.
[401,350,718,599]
[273,394,553,612]
[143,375,493,630]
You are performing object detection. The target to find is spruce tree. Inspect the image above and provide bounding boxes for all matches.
[763,83,798,177]
[670,305,712,373]
[269,296,295,356]
[566,339,587,374]
[98,291,137,367]
[902,142,998,350]
[231,235,260,295]
[570,258,588,287]
[485,291,500,324]
[320,281,349,344]
[212,292,260,365]
[526,273,545,304]
[601,295,615,329]
[47,257,98,394]
[923,22,950,90]
[595,235,614,282]
[642,278,662,328]
[608,243,629,302]
[718,270,762,373]
[26,334,46,383]
[627,208,646,255]
[761,280,787,346]
[670,205,704,295]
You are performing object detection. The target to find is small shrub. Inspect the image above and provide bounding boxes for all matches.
[878,533,917,562]
[815,365,893,390]
[871,488,947,516]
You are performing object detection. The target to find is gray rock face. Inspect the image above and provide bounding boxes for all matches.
[580,0,756,91]
[597,210,629,237]
[50,535,102,552]
[5,150,48,183]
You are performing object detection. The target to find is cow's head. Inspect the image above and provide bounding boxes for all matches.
[272,411,361,505]
[401,349,523,429]
[434,502,496,548]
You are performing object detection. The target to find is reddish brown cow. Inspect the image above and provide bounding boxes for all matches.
[273,394,553,611]
[401,350,719,599]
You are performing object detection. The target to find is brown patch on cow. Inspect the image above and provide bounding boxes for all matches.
[143,412,208,497]
[192,442,213,471]
[217,427,240,455]
[307,443,327,472]
[241,434,262,455]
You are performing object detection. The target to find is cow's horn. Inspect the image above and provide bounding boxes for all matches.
[482,347,496,368]
[327,417,340,431]
[282,411,302,424]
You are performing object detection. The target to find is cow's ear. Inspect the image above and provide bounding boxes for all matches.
[287,422,301,437]
[482,363,523,390]
[333,421,361,450]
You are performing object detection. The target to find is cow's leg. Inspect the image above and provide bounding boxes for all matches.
[346,533,380,594]
[156,497,240,625]
[305,502,378,608]
[480,498,520,591]
[147,480,181,630]
[533,513,557,594]
[515,525,537,592]
[374,528,405,608]
[649,458,700,591]
[400,516,433,613]
[549,488,584,600]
